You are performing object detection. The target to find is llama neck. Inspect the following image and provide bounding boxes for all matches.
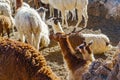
[82,53,95,62]
[58,38,87,72]
[16,0,23,9]
[53,22,64,34]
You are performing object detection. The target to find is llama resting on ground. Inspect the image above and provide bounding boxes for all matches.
[47,17,112,54]
[50,32,95,80]
[0,37,60,80]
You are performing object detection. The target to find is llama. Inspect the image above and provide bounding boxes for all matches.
[47,18,112,54]
[15,0,50,50]
[41,0,88,28]
[0,2,15,35]
[76,41,95,61]
[0,36,60,80]
[0,0,10,4]
[66,9,77,21]
[82,41,120,80]
[46,17,64,33]
[0,15,11,38]
[50,32,95,80]
[36,7,48,22]
[68,33,112,54]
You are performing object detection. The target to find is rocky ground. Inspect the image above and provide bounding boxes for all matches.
[40,15,120,79]
[11,0,120,79]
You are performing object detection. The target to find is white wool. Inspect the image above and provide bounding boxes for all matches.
[66,9,77,21]
[37,7,48,22]
[46,18,64,33]
[41,0,88,28]
[15,7,50,50]
[22,2,30,8]
[0,0,10,5]
[82,34,112,54]
[0,2,15,34]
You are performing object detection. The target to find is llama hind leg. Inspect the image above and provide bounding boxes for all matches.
[33,32,41,50]
[25,33,33,46]
[18,31,25,43]
[82,6,88,28]
[75,9,82,28]
[61,11,68,27]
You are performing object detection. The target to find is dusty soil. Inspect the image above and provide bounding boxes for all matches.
[11,0,120,80]
[40,15,120,80]
[10,12,120,80]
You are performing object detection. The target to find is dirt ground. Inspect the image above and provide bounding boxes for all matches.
[10,12,120,80]
[11,0,120,80]
[39,15,120,80]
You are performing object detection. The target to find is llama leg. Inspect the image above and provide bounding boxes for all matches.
[19,32,25,42]
[0,27,3,37]
[33,32,41,50]
[25,33,33,46]
[10,16,15,36]
[61,10,68,27]
[65,11,68,27]
[82,6,88,28]
[49,6,54,17]
[75,9,82,28]
[6,28,10,38]
[61,11,65,27]
[58,10,61,18]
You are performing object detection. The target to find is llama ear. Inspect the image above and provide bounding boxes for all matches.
[88,40,93,46]
[83,42,87,46]
[54,18,58,25]
[106,42,110,46]
[77,43,85,49]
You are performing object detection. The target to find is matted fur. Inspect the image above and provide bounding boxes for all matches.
[0,37,60,80]
[0,2,15,34]
[68,33,112,54]
[15,1,50,50]
[51,33,93,80]
[0,15,11,37]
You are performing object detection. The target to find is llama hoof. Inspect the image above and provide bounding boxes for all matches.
[72,28,76,33]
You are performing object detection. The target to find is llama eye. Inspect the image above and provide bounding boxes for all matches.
[106,42,109,46]
[79,46,84,49]
[86,47,91,54]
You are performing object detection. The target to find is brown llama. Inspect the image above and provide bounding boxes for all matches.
[0,37,60,80]
[33,0,40,8]
[50,32,95,80]
[0,15,11,38]
[16,0,23,9]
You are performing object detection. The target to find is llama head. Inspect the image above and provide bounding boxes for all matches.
[46,17,62,26]
[49,32,67,42]
[76,41,95,61]
[37,7,48,21]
